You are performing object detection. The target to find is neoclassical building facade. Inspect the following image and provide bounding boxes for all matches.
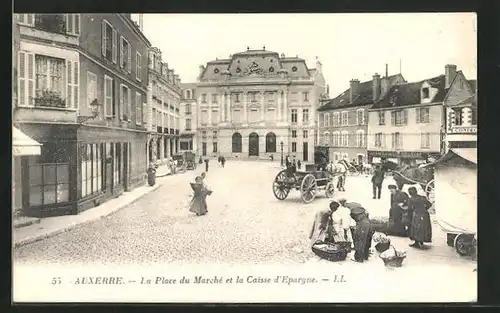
[195,48,327,162]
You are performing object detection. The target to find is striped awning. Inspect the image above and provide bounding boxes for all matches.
[12,127,41,156]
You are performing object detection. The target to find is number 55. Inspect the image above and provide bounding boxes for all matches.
[52,277,62,285]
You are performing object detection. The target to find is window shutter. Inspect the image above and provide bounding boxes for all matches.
[426,108,430,123]
[127,44,132,73]
[119,85,124,119]
[101,20,106,56]
[128,88,131,118]
[391,111,395,125]
[403,110,408,125]
[26,53,35,105]
[119,38,124,68]
[142,102,147,124]
[415,108,420,124]
[66,14,74,34]
[17,14,25,24]
[112,29,117,63]
[27,14,34,25]
[73,61,79,109]
[75,14,80,35]
[18,51,26,106]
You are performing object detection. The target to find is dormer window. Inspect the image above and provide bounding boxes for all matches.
[422,87,430,99]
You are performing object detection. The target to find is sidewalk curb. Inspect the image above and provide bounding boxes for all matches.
[14,183,162,248]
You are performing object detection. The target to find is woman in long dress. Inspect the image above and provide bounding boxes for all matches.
[350,207,374,262]
[309,204,335,246]
[189,176,211,216]
[408,187,432,248]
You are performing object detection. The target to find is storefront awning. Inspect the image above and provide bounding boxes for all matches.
[12,127,41,156]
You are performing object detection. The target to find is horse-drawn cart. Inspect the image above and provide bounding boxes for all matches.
[272,168,335,203]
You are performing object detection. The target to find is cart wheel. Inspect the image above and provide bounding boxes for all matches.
[425,179,435,204]
[273,170,291,200]
[300,174,317,203]
[454,233,475,256]
[325,182,335,198]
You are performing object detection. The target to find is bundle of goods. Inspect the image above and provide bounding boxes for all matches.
[311,240,351,262]
[372,232,391,252]
[379,246,407,268]
[369,217,389,233]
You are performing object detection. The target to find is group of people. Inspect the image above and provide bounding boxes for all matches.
[310,198,372,262]
[217,156,226,168]
[285,155,302,171]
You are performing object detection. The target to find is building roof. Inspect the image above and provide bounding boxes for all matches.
[318,74,402,112]
[370,74,446,110]
[433,148,477,165]
[181,82,197,90]
[468,79,477,92]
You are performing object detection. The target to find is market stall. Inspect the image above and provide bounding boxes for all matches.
[432,148,477,256]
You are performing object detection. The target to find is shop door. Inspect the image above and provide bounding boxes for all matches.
[303,142,308,161]
[357,154,364,164]
[123,143,129,191]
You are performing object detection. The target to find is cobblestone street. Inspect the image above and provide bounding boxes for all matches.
[14,161,476,271]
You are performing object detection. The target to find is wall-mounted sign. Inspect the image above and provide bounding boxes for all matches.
[368,150,441,159]
[449,126,477,134]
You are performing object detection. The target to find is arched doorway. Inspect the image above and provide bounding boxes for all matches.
[248,132,259,156]
[265,132,276,153]
[232,132,242,153]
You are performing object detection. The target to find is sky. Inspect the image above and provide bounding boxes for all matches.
[133,13,477,97]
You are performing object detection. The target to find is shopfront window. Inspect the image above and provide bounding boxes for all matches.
[81,143,104,198]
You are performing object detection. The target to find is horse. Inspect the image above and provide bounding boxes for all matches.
[381,160,434,196]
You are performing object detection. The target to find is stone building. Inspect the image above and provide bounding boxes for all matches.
[145,47,182,164]
[317,69,405,164]
[14,14,150,217]
[179,83,198,153]
[195,47,327,162]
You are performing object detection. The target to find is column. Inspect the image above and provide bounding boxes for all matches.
[277,91,281,121]
[166,137,170,158]
[243,92,248,123]
[227,92,232,123]
[283,91,288,122]
[260,91,265,121]
[159,138,164,160]
[208,92,212,126]
[221,93,225,122]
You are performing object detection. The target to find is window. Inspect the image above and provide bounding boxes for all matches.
[113,143,122,185]
[86,71,97,108]
[357,109,365,125]
[341,111,348,126]
[212,93,218,103]
[101,20,117,63]
[33,55,67,108]
[323,132,329,145]
[120,37,131,72]
[323,113,329,127]
[302,109,309,124]
[213,142,218,153]
[235,93,240,102]
[292,130,297,138]
[291,109,298,123]
[250,92,257,102]
[232,132,242,152]
[374,133,384,148]
[378,111,385,125]
[471,106,477,125]
[213,130,218,140]
[136,52,142,81]
[186,119,192,131]
[303,130,308,139]
[104,75,113,117]
[135,92,142,125]
[356,130,365,147]
[333,112,340,126]
[333,132,340,146]
[152,108,156,127]
[66,14,80,35]
[422,87,430,99]
[17,14,35,26]
[341,131,349,146]
[391,110,407,126]
[292,142,297,152]
[202,93,207,103]
[453,108,463,125]
[416,107,430,123]
[120,84,131,120]
[421,133,431,149]
[202,131,207,140]
[303,92,309,101]
[212,109,219,124]
[185,103,191,114]
[28,159,70,206]
[81,143,104,198]
[392,132,403,149]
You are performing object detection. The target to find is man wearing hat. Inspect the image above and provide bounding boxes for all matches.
[350,206,374,262]
[387,184,409,237]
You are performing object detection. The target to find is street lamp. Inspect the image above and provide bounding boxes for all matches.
[280,141,284,167]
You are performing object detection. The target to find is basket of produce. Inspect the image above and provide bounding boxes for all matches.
[311,240,350,262]
[369,217,389,233]
[334,241,352,253]
[372,232,391,252]
[379,245,407,268]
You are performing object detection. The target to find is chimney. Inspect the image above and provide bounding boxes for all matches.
[445,64,457,89]
[349,79,360,103]
[385,63,388,78]
[139,14,144,32]
[326,84,330,97]
[372,73,381,101]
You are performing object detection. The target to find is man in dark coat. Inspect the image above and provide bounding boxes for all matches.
[350,207,374,262]
[204,158,209,172]
[297,159,302,170]
[387,184,409,237]
[408,187,433,248]
[371,164,385,199]
[221,156,225,168]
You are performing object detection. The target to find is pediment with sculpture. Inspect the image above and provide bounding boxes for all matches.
[243,61,265,76]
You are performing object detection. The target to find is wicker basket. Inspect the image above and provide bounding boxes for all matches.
[375,241,391,253]
[311,241,349,262]
[380,246,406,268]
